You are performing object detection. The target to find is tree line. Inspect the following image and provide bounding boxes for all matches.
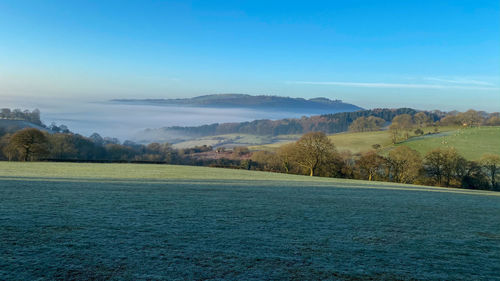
[154,108,426,138]
[150,108,498,140]
[0,128,176,162]
[0,108,42,126]
[0,127,247,169]
[250,132,500,191]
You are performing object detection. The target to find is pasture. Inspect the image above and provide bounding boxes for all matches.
[327,130,392,153]
[250,126,459,153]
[1,162,499,280]
[250,126,500,161]
[396,126,500,160]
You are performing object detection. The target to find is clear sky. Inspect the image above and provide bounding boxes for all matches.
[1,0,499,111]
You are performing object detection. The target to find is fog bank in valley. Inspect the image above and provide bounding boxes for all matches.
[1,96,318,141]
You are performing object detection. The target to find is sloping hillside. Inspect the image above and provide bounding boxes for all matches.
[394,126,500,160]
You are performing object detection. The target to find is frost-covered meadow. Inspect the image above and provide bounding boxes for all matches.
[1,163,499,280]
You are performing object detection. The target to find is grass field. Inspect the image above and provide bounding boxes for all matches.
[251,126,499,160]
[251,130,394,153]
[331,126,461,154]
[1,162,499,280]
[395,126,500,160]
[328,131,393,153]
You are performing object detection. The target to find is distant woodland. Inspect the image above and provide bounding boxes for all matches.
[141,108,437,141]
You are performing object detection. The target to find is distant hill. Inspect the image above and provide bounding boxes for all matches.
[133,108,433,144]
[112,94,363,113]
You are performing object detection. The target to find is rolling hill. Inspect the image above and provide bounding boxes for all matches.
[112,94,363,113]
[394,126,500,160]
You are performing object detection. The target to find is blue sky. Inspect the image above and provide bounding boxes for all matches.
[0,0,499,111]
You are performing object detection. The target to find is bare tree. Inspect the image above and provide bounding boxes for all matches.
[388,146,422,183]
[481,154,500,189]
[389,114,414,142]
[276,143,297,173]
[7,128,49,161]
[291,132,337,176]
[355,151,387,181]
[424,148,464,186]
[414,112,431,128]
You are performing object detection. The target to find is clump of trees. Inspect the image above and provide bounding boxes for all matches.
[480,154,500,188]
[389,114,416,143]
[232,146,250,157]
[0,108,42,126]
[3,128,49,161]
[179,145,212,156]
[438,110,488,127]
[486,114,500,126]
[354,151,386,181]
[349,116,385,132]
[291,132,337,176]
[251,132,342,177]
[388,146,422,184]
[0,128,174,163]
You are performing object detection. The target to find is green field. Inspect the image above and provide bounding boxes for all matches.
[250,126,500,160]
[395,126,500,160]
[250,127,450,153]
[1,162,499,280]
[328,130,393,153]
[252,130,395,153]
[330,126,461,154]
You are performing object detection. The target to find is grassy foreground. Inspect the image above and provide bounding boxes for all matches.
[1,162,499,280]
